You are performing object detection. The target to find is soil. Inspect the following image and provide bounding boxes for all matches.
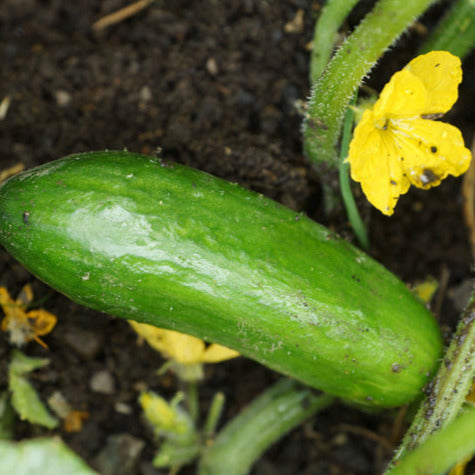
[0,1,474,474]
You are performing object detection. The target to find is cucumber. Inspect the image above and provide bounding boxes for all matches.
[0,151,442,407]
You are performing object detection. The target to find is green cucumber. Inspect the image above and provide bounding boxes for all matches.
[0,151,442,407]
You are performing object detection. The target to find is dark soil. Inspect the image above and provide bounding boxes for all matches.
[0,1,474,474]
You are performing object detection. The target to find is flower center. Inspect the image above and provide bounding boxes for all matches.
[375,117,390,130]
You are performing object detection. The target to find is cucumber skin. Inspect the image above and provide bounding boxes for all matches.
[0,151,442,407]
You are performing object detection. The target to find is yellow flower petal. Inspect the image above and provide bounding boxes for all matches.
[348,111,381,181]
[412,276,438,304]
[348,111,410,216]
[405,51,462,114]
[374,69,428,119]
[26,310,57,337]
[202,343,240,363]
[163,331,206,365]
[129,320,168,353]
[0,286,15,311]
[129,321,236,365]
[129,321,205,364]
[392,119,471,189]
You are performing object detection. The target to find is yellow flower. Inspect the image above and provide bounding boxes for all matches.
[0,285,57,348]
[348,51,471,216]
[129,321,239,381]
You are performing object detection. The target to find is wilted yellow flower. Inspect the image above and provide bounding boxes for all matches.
[129,321,239,381]
[47,391,89,432]
[139,391,192,437]
[348,50,471,216]
[0,285,57,348]
[139,390,200,469]
[412,276,438,304]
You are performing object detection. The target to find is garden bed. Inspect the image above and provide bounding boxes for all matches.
[0,1,474,473]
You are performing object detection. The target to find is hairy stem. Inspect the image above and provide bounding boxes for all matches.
[387,290,475,470]
[386,405,475,474]
[304,0,436,170]
[310,0,359,84]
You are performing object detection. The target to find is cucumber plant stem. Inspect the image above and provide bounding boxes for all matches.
[310,0,359,84]
[339,93,369,250]
[186,381,199,423]
[419,0,475,59]
[304,0,436,209]
[203,392,225,440]
[387,289,475,470]
[386,405,475,474]
[199,379,334,475]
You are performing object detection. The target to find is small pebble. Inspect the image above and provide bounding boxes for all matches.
[114,402,133,415]
[284,9,304,34]
[64,326,102,359]
[206,57,219,75]
[55,90,72,107]
[139,85,152,102]
[90,370,115,394]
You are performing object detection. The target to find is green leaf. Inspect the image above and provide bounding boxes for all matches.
[8,351,58,429]
[9,350,49,376]
[0,391,15,439]
[0,437,97,475]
